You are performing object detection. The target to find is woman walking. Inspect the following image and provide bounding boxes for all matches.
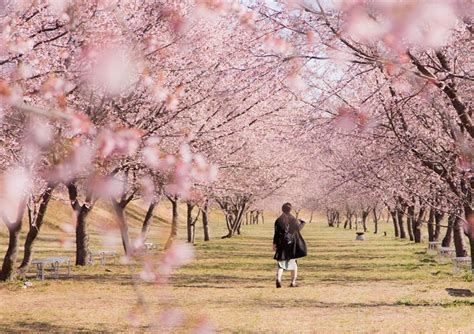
[273,202,307,288]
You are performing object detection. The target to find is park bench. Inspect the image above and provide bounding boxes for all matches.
[144,242,158,251]
[88,250,119,266]
[32,256,71,281]
[427,241,441,253]
[452,257,472,273]
[437,247,455,264]
[438,247,455,257]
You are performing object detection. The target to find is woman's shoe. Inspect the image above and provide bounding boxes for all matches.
[276,280,282,288]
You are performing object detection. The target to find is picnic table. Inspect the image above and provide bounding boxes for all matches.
[452,257,472,273]
[32,257,71,281]
[88,250,119,266]
[438,247,455,257]
[144,242,158,251]
[427,241,441,252]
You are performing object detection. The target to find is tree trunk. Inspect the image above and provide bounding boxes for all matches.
[469,237,474,274]
[186,202,195,243]
[372,208,378,234]
[18,186,55,273]
[441,213,454,248]
[397,209,406,239]
[141,200,157,241]
[111,200,132,255]
[0,208,25,281]
[463,206,474,273]
[202,200,210,241]
[389,209,399,237]
[427,208,435,242]
[407,205,415,241]
[362,210,369,232]
[164,196,179,249]
[413,207,425,243]
[67,182,93,266]
[326,209,333,227]
[453,214,468,257]
[434,211,443,241]
[231,204,246,236]
[76,208,91,265]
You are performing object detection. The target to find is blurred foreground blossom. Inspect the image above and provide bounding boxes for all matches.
[85,45,141,96]
[0,167,32,222]
[159,242,195,276]
[343,1,460,51]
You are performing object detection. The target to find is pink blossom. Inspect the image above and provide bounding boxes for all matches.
[160,242,195,275]
[139,259,156,282]
[87,176,124,199]
[160,308,185,328]
[69,113,95,136]
[97,128,142,158]
[0,167,32,222]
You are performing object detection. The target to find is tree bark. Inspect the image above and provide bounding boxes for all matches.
[0,202,26,281]
[164,196,179,249]
[433,211,444,241]
[186,202,195,243]
[141,199,158,241]
[463,206,474,273]
[202,199,210,241]
[111,199,132,255]
[389,209,399,237]
[413,207,425,243]
[75,208,91,265]
[397,209,406,239]
[407,205,415,241]
[441,213,454,247]
[67,182,93,266]
[372,208,378,234]
[362,210,369,232]
[427,208,434,242]
[453,214,468,257]
[18,185,55,273]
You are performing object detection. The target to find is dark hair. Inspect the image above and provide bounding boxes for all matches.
[282,202,292,214]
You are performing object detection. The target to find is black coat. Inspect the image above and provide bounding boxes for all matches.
[273,213,307,261]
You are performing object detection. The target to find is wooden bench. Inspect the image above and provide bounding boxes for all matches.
[438,247,455,257]
[428,241,441,252]
[32,257,71,281]
[88,250,119,266]
[452,257,472,273]
[437,247,455,264]
[144,242,158,251]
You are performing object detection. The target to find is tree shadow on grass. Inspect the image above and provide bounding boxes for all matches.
[22,272,134,285]
[445,288,473,297]
[246,298,474,309]
[0,321,115,333]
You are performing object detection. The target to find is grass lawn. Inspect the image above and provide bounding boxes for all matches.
[0,201,473,333]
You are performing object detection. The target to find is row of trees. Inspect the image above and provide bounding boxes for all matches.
[241,1,473,271]
[1,0,473,282]
[0,1,308,280]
